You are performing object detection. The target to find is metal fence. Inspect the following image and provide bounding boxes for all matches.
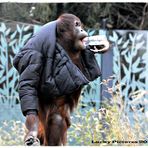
[0,22,148,121]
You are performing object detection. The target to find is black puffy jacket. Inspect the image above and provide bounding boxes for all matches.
[13,20,101,115]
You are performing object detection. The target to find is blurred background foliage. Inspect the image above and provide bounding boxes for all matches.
[0,3,148,29]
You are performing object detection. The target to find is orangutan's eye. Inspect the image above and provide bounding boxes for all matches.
[75,21,80,27]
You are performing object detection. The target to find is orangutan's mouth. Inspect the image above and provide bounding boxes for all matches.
[80,36,87,44]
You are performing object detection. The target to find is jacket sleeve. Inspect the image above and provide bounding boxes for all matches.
[13,49,43,116]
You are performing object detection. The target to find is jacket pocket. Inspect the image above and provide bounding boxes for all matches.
[40,78,60,98]
[55,64,77,95]
[53,56,68,76]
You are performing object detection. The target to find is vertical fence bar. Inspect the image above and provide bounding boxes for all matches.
[145,32,148,113]
[99,19,113,105]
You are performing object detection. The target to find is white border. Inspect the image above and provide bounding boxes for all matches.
[0,0,147,3]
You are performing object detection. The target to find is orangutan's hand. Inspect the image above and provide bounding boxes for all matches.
[24,114,40,146]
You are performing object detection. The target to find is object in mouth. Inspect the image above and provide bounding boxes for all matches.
[82,35,109,53]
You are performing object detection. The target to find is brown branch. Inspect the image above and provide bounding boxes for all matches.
[119,14,130,28]
[0,17,42,26]
[139,3,148,30]
[118,13,139,29]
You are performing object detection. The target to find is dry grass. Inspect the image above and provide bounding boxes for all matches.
[0,120,26,145]
[0,80,147,146]
[68,80,148,146]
